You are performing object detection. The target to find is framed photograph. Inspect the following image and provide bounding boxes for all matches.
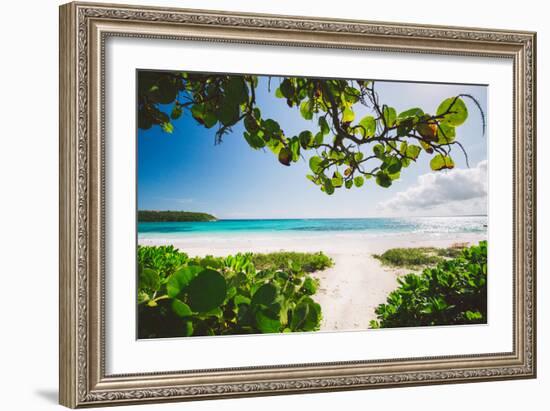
[59,2,537,408]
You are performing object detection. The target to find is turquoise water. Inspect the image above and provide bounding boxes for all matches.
[138,216,487,238]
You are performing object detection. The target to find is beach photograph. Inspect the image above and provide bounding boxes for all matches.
[136,71,488,338]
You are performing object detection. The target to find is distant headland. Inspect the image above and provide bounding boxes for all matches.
[138,210,217,222]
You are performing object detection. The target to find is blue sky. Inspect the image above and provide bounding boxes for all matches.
[137,75,487,219]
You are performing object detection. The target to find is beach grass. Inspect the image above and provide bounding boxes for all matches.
[250,251,333,273]
[373,243,467,269]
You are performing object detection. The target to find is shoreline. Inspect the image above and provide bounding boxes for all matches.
[138,231,487,332]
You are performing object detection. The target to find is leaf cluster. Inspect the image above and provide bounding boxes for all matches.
[137,246,325,338]
[138,71,481,194]
[370,241,487,328]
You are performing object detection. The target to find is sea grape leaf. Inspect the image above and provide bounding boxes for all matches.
[139,268,160,292]
[383,106,397,127]
[398,107,424,120]
[376,171,392,188]
[300,100,313,120]
[406,145,422,160]
[437,123,456,144]
[166,265,203,298]
[255,310,281,333]
[186,269,227,312]
[243,131,266,149]
[342,107,355,123]
[309,156,323,173]
[299,130,314,149]
[430,154,455,171]
[278,147,292,166]
[358,115,376,138]
[437,97,468,126]
[171,299,193,317]
[251,283,278,307]
[319,116,330,135]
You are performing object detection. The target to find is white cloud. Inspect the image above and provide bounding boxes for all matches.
[380,160,487,216]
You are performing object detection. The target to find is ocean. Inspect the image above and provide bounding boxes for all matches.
[138,216,487,239]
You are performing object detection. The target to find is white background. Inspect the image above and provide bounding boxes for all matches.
[106,38,513,373]
[0,0,546,410]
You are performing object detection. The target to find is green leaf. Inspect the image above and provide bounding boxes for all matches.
[309,156,323,174]
[262,119,281,135]
[191,104,217,128]
[300,100,313,120]
[323,179,335,195]
[280,79,294,99]
[299,130,314,149]
[358,115,376,138]
[437,123,456,144]
[244,114,259,133]
[225,77,248,105]
[301,300,321,331]
[183,320,194,337]
[354,175,364,187]
[255,310,281,333]
[278,147,292,166]
[437,97,468,126]
[251,283,278,306]
[161,122,174,134]
[289,137,301,161]
[345,179,353,189]
[332,171,343,188]
[243,131,266,149]
[319,117,330,135]
[373,144,385,159]
[234,295,251,306]
[171,299,193,317]
[398,107,424,120]
[302,278,318,295]
[385,157,402,174]
[185,269,227,313]
[166,265,202,298]
[406,145,422,160]
[139,268,160,292]
[430,154,455,171]
[290,302,309,330]
[217,99,240,126]
[376,171,392,188]
[342,107,355,123]
[383,106,397,127]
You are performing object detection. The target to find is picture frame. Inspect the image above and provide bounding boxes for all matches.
[59,1,536,408]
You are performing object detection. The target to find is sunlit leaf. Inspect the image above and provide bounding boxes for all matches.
[437,97,468,126]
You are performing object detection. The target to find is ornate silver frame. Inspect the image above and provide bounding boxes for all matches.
[59,1,537,408]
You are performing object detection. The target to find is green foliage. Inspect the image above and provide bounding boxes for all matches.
[374,248,443,268]
[137,71,484,195]
[137,246,327,338]
[373,245,467,269]
[370,241,487,328]
[250,251,333,273]
[138,210,217,222]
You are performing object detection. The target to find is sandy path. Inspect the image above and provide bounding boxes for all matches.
[311,252,407,331]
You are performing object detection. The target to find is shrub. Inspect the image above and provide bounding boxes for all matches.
[370,241,487,328]
[137,246,326,338]
[250,251,333,273]
[373,244,467,269]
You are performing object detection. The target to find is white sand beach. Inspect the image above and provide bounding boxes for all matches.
[139,232,486,331]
